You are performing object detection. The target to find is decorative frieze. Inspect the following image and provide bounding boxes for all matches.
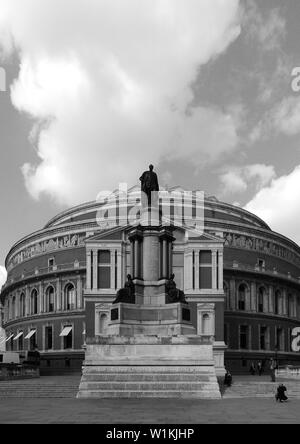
[223,232,300,267]
[7,232,87,271]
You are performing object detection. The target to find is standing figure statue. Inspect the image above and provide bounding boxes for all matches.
[139,164,159,208]
[166,274,187,304]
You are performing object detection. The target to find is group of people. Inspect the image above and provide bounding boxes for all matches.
[249,361,264,376]
[223,364,289,403]
[249,359,278,382]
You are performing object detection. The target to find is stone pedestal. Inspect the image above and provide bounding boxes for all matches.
[77,336,221,399]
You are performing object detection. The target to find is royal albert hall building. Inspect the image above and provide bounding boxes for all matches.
[1,186,300,375]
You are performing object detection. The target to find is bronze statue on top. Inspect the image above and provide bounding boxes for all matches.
[139,164,159,208]
[166,274,187,304]
[113,274,135,304]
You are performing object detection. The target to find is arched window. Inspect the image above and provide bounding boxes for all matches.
[20,293,26,318]
[275,290,281,315]
[238,284,247,311]
[64,284,76,311]
[99,313,108,334]
[258,287,265,313]
[46,286,55,313]
[31,290,38,315]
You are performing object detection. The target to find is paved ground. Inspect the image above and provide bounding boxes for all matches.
[0,397,300,424]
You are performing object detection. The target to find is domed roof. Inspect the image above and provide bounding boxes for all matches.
[44,187,271,232]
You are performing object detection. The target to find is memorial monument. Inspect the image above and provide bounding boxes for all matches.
[77,166,222,398]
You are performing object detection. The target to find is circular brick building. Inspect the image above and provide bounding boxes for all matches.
[1,187,300,374]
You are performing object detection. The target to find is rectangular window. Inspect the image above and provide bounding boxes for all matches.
[98,250,111,289]
[45,326,53,350]
[30,333,37,351]
[173,252,184,290]
[18,332,24,351]
[224,324,229,347]
[48,258,55,270]
[62,325,73,350]
[238,299,245,311]
[25,329,37,350]
[240,325,248,349]
[199,251,212,289]
[10,336,14,351]
[260,326,267,350]
[276,327,284,351]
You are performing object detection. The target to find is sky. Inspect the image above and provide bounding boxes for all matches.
[0,0,300,289]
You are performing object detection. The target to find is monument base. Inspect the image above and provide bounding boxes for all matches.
[77,336,221,399]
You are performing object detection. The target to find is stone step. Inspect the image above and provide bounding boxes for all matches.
[81,374,213,382]
[223,381,300,399]
[82,366,214,374]
[77,390,221,399]
[79,381,219,391]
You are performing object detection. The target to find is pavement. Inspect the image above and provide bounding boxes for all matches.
[0,397,300,424]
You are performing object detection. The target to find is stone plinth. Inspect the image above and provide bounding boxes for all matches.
[77,336,221,399]
[108,302,195,336]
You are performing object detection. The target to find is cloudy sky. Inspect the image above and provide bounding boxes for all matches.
[0,0,300,289]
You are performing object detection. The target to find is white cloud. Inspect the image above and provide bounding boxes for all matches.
[245,166,300,245]
[0,266,7,291]
[0,0,241,205]
[220,164,276,195]
[269,96,300,136]
[220,170,248,194]
[250,96,300,142]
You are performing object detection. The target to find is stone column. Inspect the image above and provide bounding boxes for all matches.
[282,290,288,316]
[142,232,160,282]
[168,242,172,278]
[245,285,251,312]
[184,251,193,291]
[25,286,30,316]
[195,250,199,290]
[229,279,236,311]
[111,250,116,289]
[218,251,223,290]
[93,249,98,290]
[130,241,134,278]
[212,251,217,290]
[269,286,274,313]
[251,282,257,312]
[162,239,168,279]
[134,240,140,280]
[86,250,92,290]
[117,251,122,289]
[39,282,43,314]
[56,278,61,311]
[77,276,82,309]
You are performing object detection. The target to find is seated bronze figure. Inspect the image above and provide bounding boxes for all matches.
[113,274,135,304]
[166,274,187,304]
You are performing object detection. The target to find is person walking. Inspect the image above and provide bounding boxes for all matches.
[270,358,276,382]
[249,362,256,376]
[257,361,263,376]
